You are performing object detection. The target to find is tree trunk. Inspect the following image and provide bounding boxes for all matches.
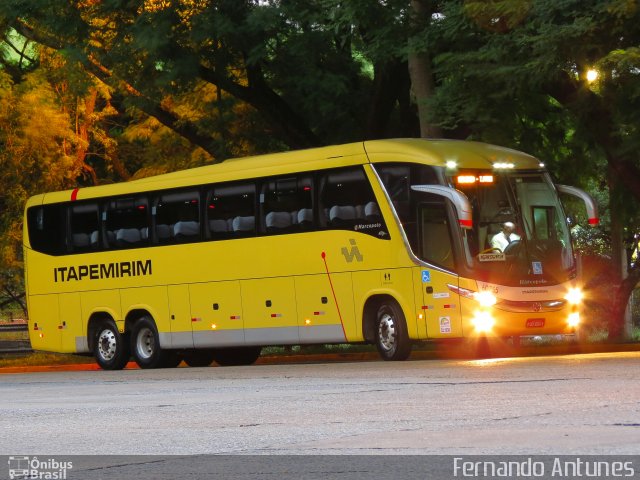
[408,0,442,139]
[608,165,629,341]
[610,267,640,341]
[365,59,410,139]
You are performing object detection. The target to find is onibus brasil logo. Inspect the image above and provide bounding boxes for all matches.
[8,456,73,479]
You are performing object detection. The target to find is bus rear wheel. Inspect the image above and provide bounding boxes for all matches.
[374,302,411,361]
[213,346,262,366]
[183,350,215,367]
[130,316,176,369]
[93,320,130,370]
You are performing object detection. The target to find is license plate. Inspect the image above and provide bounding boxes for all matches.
[526,318,545,328]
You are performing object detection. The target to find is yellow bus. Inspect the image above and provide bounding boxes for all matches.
[23,139,598,370]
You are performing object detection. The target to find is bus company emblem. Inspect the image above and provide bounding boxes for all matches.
[341,239,363,263]
[532,302,542,312]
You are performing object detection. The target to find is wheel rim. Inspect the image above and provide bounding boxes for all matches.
[378,312,396,353]
[135,327,155,360]
[97,328,117,361]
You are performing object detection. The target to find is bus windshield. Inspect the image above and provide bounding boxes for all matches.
[451,171,575,285]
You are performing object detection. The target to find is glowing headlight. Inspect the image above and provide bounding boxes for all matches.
[471,311,495,333]
[473,291,497,307]
[567,312,580,328]
[493,162,515,169]
[565,287,583,305]
[445,160,458,169]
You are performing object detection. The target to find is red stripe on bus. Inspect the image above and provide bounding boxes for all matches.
[321,251,348,341]
[70,188,79,201]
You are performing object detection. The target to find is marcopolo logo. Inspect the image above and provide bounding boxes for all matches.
[8,456,73,479]
[341,239,363,263]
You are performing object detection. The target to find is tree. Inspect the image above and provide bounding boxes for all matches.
[428,0,640,338]
[408,0,442,138]
[2,1,324,153]
[0,69,83,313]
[1,1,434,154]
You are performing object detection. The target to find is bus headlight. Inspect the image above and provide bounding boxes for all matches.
[472,311,495,333]
[567,312,580,328]
[473,291,497,307]
[565,287,583,305]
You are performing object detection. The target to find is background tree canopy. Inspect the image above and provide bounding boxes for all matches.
[1,0,639,336]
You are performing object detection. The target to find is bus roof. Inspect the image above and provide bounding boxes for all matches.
[363,138,540,169]
[29,138,541,206]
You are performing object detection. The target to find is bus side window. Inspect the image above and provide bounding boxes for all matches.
[27,204,66,255]
[206,182,256,240]
[154,191,201,244]
[69,203,100,253]
[105,197,149,249]
[418,202,455,270]
[319,167,388,238]
[261,175,313,234]
[532,206,555,240]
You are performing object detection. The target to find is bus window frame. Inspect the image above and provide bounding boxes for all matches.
[68,201,101,254]
[152,189,202,245]
[259,174,315,236]
[105,196,151,250]
[205,181,257,240]
[27,164,395,256]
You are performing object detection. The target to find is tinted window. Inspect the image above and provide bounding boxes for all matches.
[418,201,455,270]
[105,197,149,248]
[206,182,255,239]
[70,203,100,253]
[376,163,440,248]
[155,191,200,243]
[376,163,440,223]
[27,204,66,255]
[320,167,388,239]
[261,176,314,234]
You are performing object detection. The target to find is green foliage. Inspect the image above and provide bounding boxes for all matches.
[1,0,640,335]
[0,68,80,302]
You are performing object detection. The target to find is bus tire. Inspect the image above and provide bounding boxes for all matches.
[93,320,130,371]
[130,316,173,369]
[213,346,262,366]
[183,350,216,367]
[374,302,411,361]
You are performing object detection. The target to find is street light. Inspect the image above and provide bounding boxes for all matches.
[586,69,599,83]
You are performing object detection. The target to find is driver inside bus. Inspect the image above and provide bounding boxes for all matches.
[491,221,520,251]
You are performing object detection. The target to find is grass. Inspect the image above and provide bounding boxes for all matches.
[0,331,29,341]
[0,351,93,368]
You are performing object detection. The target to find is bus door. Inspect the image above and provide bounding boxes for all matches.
[415,200,463,338]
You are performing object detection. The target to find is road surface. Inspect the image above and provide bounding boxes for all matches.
[1,351,639,455]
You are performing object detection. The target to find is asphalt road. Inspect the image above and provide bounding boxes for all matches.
[1,352,639,457]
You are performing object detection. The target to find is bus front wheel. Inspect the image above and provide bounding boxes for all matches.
[374,302,411,361]
[93,320,130,370]
[130,316,176,369]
